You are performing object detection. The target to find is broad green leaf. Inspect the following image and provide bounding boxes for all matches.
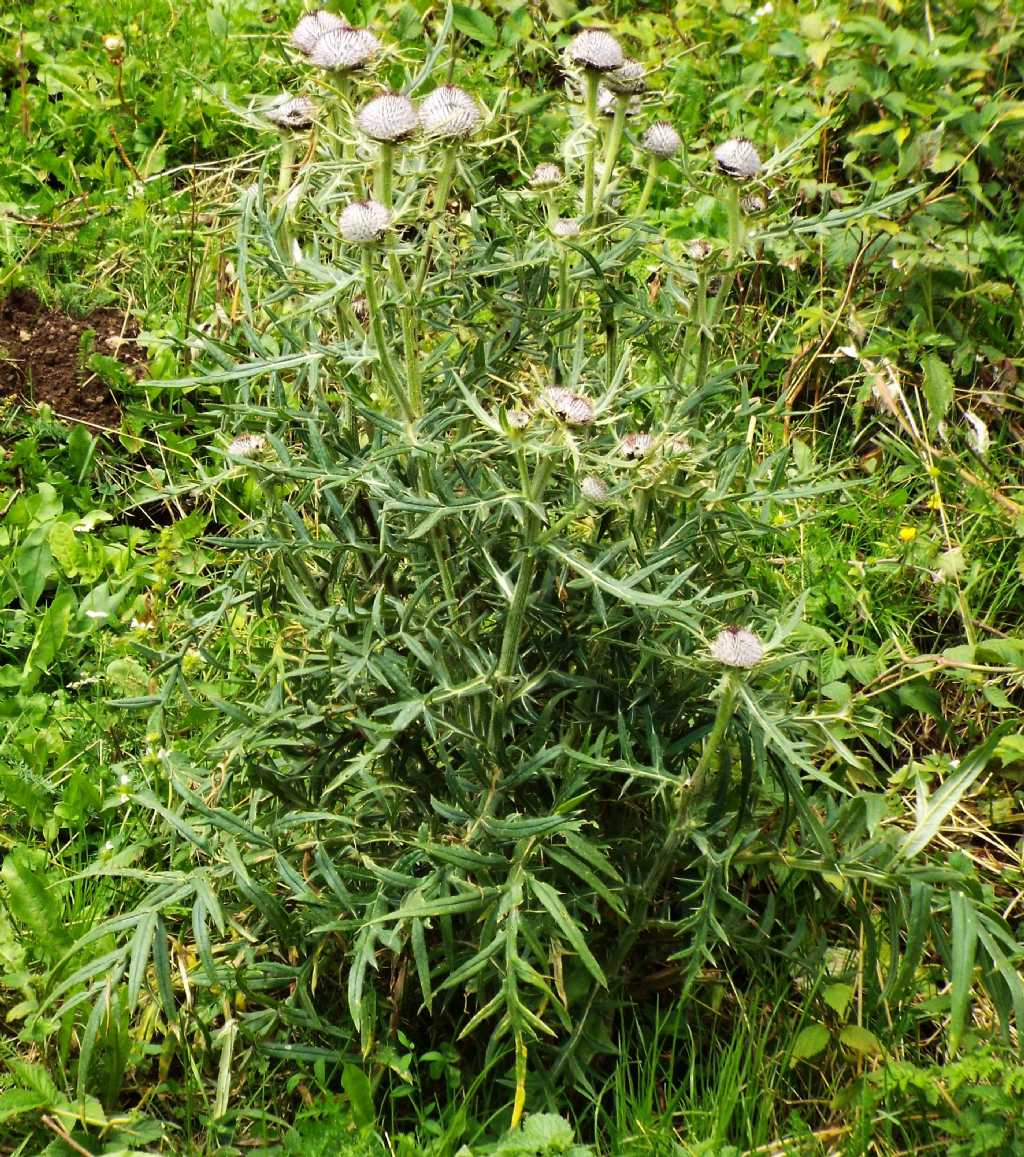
[823,983,855,1017]
[921,354,954,431]
[948,890,977,1051]
[22,589,75,689]
[342,1063,375,1130]
[790,1023,831,1061]
[838,1025,882,1055]
[452,3,497,44]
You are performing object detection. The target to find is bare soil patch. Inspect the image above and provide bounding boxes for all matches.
[0,288,145,427]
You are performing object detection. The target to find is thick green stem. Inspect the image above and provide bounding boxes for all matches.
[611,672,740,976]
[594,94,628,212]
[582,72,600,220]
[362,246,415,423]
[414,145,458,296]
[375,141,394,208]
[276,136,296,201]
[637,156,658,216]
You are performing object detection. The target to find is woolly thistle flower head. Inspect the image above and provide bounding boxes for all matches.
[686,238,713,262]
[266,94,316,131]
[597,85,642,117]
[529,162,563,189]
[505,408,531,430]
[357,92,418,141]
[420,85,481,138]
[568,29,625,72]
[291,9,348,55]
[709,627,764,669]
[227,433,267,458]
[339,199,392,243]
[552,217,581,239]
[642,121,682,158]
[542,387,595,426]
[308,26,381,72]
[714,138,762,180]
[619,432,654,459]
[602,58,646,94]
[580,475,608,503]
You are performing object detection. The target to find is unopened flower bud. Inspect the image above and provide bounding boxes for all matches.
[529,162,563,189]
[102,34,125,57]
[581,475,608,502]
[542,387,595,426]
[309,26,380,71]
[642,121,681,158]
[552,217,581,239]
[340,199,391,243]
[603,59,646,94]
[291,9,348,55]
[266,94,316,131]
[619,432,654,458]
[420,85,481,138]
[714,138,762,180]
[710,626,764,668]
[357,92,418,141]
[227,433,267,458]
[569,29,625,72]
[597,86,641,117]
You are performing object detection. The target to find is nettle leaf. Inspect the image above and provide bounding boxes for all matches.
[921,354,954,432]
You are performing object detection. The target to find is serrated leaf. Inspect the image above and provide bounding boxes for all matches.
[823,982,855,1017]
[839,1024,882,1055]
[791,1023,831,1061]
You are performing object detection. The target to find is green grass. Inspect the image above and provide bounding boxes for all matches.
[2,1,1024,1154]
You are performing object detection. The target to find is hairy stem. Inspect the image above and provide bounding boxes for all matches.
[594,94,628,212]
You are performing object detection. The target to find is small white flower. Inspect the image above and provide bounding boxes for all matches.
[619,432,654,458]
[227,433,267,458]
[339,199,392,243]
[642,121,682,158]
[569,29,625,72]
[120,773,132,786]
[964,411,989,456]
[266,94,316,131]
[552,217,581,239]
[308,26,380,71]
[105,840,115,852]
[709,627,764,668]
[357,92,418,141]
[580,475,608,502]
[529,162,563,189]
[602,59,646,94]
[129,617,155,632]
[419,85,481,138]
[542,387,595,426]
[714,138,763,180]
[291,9,348,55]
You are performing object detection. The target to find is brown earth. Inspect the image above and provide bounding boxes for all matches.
[0,288,145,427]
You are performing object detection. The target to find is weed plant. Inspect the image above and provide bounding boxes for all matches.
[2,2,1024,1154]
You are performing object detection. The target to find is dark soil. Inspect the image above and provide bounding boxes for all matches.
[0,288,145,427]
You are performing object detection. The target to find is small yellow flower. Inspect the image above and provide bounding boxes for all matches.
[898,526,917,543]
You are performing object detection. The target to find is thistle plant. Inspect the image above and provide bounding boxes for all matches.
[70,12,1024,1133]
